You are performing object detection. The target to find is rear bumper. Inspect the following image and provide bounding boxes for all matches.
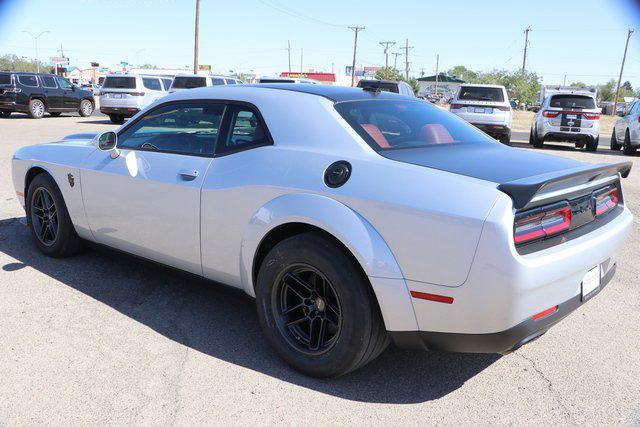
[100,106,139,117]
[472,123,511,137]
[540,121,599,140]
[391,262,617,353]
[0,99,27,113]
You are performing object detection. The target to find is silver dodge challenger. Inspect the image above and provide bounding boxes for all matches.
[11,84,633,377]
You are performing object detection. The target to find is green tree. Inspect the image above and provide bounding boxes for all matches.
[597,79,616,102]
[570,82,587,88]
[138,63,159,69]
[447,65,479,83]
[0,54,49,73]
[622,80,633,91]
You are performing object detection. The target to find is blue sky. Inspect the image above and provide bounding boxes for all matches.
[1,0,640,86]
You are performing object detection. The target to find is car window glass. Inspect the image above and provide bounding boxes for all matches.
[549,95,595,109]
[225,79,237,85]
[161,78,173,90]
[212,78,225,85]
[458,86,504,102]
[142,77,162,91]
[219,107,269,153]
[57,77,72,89]
[171,76,206,89]
[0,73,13,84]
[18,75,38,87]
[41,75,58,88]
[117,103,224,156]
[102,76,136,89]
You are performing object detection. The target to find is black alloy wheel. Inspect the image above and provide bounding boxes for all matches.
[30,187,58,246]
[273,264,342,354]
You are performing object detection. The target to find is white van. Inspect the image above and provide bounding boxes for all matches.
[99,74,168,124]
[169,74,242,93]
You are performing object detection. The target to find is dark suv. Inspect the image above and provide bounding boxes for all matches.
[0,72,94,119]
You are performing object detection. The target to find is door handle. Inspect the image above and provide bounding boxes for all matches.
[178,169,199,181]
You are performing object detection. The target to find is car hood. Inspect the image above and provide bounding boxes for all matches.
[380,142,585,184]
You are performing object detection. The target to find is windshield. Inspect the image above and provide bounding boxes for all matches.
[335,100,494,151]
[103,76,136,89]
[458,86,504,102]
[172,76,207,89]
[549,95,596,109]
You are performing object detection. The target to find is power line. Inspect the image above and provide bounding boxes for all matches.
[256,0,346,28]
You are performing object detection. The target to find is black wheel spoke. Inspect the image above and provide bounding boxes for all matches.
[30,188,58,246]
[281,302,304,316]
[284,272,313,298]
[286,314,309,328]
[309,317,326,351]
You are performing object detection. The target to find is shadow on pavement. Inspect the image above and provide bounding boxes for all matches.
[510,131,638,157]
[0,217,499,404]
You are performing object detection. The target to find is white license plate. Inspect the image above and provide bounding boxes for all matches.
[112,94,123,99]
[566,114,577,119]
[581,266,601,300]
[474,108,485,113]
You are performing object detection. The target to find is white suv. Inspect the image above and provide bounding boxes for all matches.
[530,92,600,151]
[450,84,512,145]
[168,74,242,93]
[99,74,168,124]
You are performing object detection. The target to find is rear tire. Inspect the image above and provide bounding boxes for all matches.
[26,173,83,257]
[109,114,124,124]
[255,232,389,378]
[610,129,622,151]
[28,99,45,119]
[79,99,93,117]
[585,137,598,152]
[499,133,511,146]
[532,128,544,148]
[623,130,637,156]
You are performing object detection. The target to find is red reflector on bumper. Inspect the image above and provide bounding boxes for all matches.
[410,291,454,304]
[533,305,558,321]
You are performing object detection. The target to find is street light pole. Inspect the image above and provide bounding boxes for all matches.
[22,30,50,73]
[193,0,200,75]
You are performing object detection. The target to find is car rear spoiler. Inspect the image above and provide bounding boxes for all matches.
[498,162,632,210]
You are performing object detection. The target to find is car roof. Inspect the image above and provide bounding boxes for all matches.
[358,79,399,84]
[459,83,506,89]
[198,83,412,102]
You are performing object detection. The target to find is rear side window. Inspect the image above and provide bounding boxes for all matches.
[259,79,295,83]
[0,73,12,84]
[218,106,270,154]
[225,79,236,85]
[103,76,137,89]
[41,75,57,88]
[171,76,206,89]
[161,78,173,90]
[212,78,225,85]
[117,102,225,156]
[458,86,504,102]
[549,95,596,109]
[335,100,493,151]
[18,75,38,87]
[142,77,162,91]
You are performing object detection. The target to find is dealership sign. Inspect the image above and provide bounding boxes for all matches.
[49,56,69,65]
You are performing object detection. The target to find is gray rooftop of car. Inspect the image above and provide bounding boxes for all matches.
[243,83,411,102]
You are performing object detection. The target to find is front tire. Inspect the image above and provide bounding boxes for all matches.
[109,114,124,124]
[255,232,388,378]
[611,129,622,151]
[26,173,83,257]
[28,99,45,119]
[79,99,93,117]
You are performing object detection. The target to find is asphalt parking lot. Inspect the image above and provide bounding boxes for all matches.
[0,113,638,425]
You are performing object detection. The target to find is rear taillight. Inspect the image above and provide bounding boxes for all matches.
[542,110,560,118]
[593,187,619,216]
[583,113,600,120]
[496,106,510,111]
[450,104,463,109]
[130,92,145,96]
[514,203,572,245]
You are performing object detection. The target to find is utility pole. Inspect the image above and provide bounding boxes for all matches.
[300,48,303,73]
[434,54,440,97]
[379,41,396,79]
[349,26,365,87]
[613,28,634,116]
[22,30,49,73]
[522,26,531,72]
[392,52,402,70]
[193,0,200,75]
[563,74,567,86]
[287,40,292,73]
[404,38,413,80]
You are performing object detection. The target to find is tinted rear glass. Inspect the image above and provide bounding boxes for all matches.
[172,76,206,89]
[0,73,12,84]
[142,77,162,91]
[335,100,493,151]
[458,86,504,102]
[549,95,596,109]
[103,76,136,89]
[18,75,38,87]
[357,81,399,94]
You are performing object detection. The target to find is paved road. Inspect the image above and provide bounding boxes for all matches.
[0,114,639,425]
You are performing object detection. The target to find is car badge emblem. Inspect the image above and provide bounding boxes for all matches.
[67,173,75,187]
[567,121,575,127]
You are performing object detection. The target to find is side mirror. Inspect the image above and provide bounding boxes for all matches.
[97,131,120,158]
